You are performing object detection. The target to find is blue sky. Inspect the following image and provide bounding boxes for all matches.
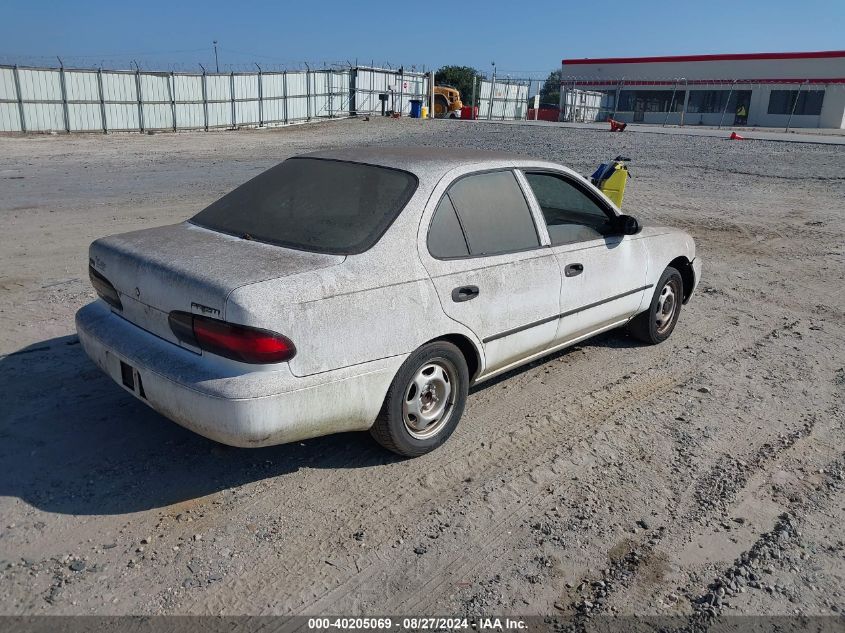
[2,0,843,76]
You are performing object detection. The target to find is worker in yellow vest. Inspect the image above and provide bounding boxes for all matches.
[735,103,748,125]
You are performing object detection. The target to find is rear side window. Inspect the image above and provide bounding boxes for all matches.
[446,171,539,256]
[428,196,469,258]
[190,158,417,255]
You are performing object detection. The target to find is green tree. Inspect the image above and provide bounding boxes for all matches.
[539,69,562,107]
[434,65,481,106]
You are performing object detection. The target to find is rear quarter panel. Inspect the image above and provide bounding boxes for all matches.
[225,184,483,378]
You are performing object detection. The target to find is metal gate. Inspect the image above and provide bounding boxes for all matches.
[478,77,530,120]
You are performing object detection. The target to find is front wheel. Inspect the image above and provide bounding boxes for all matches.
[628,267,683,344]
[370,341,469,457]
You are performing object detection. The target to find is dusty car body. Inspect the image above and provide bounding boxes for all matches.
[76,148,701,455]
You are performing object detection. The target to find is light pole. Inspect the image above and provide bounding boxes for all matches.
[213,40,219,73]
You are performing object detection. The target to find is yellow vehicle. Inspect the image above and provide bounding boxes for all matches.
[433,85,463,118]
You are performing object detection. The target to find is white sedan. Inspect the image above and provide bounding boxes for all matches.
[76,148,701,456]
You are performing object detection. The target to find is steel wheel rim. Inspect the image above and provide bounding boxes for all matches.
[402,357,458,440]
[655,278,680,335]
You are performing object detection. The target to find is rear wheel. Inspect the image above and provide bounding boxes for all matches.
[370,341,469,457]
[628,267,683,344]
[434,95,450,118]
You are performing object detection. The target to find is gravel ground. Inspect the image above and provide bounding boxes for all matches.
[0,118,843,619]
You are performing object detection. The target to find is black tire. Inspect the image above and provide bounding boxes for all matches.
[434,95,450,118]
[370,341,469,457]
[628,266,684,344]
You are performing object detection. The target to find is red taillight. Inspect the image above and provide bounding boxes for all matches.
[168,311,295,364]
[89,265,123,310]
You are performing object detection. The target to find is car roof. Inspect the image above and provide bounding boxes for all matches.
[298,146,557,177]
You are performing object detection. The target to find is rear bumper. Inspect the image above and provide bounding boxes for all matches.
[75,301,402,447]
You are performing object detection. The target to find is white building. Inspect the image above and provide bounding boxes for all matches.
[559,50,845,128]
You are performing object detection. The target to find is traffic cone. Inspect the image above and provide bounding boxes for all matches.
[729,131,745,140]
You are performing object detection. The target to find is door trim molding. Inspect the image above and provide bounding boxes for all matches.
[475,317,631,384]
[482,284,653,344]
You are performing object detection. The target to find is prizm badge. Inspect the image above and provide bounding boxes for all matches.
[191,302,221,317]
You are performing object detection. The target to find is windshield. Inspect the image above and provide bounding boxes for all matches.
[190,158,418,255]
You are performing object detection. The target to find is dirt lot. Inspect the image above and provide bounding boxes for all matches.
[0,119,843,619]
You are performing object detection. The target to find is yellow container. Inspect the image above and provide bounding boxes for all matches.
[421,106,429,119]
[598,163,629,208]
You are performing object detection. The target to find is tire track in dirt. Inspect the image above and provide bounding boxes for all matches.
[548,325,844,620]
[286,311,791,617]
[181,302,744,613]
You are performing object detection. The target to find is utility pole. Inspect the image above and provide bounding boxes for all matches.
[213,40,219,73]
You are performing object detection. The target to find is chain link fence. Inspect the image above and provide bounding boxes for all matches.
[557,76,845,130]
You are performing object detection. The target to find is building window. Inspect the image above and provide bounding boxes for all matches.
[687,90,736,114]
[618,90,684,113]
[767,90,824,116]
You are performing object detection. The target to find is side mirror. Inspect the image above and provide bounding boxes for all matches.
[614,214,640,235]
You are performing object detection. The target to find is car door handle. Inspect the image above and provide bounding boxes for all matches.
[452,285,480,302]
[564,263,584,277]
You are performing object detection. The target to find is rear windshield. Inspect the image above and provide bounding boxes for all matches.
[189,158,418,255]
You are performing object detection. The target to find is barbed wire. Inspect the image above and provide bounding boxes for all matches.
[0,52,429,74]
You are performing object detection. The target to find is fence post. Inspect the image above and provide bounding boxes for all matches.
[349,66,356,116]
[57,58,70,133]
[199,64,209,131]
[255,63,263,126]
[349,66,357,116]
[12,65,26,133]
[168,71,177,132]
[557,77,564,122]
[230,71,236,128]
[96,67,107,134]
[328,70,334,118]
[487,72,496,121]
[429,71,435,119]
[282,70,288,124]
[132,62,144,133]
[398,66,404,115]
[305,64,311,121]
[718,80,736,129]
[786,80,807,132]
[612,78,623,121]
[663,79,678,127]
[527,79,533,121]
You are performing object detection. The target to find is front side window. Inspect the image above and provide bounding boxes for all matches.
[525,172,613,246]
[190,158,418,255]
[446,171,539,256]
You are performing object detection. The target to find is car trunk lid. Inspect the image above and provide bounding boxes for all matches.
[89,222,343,349]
